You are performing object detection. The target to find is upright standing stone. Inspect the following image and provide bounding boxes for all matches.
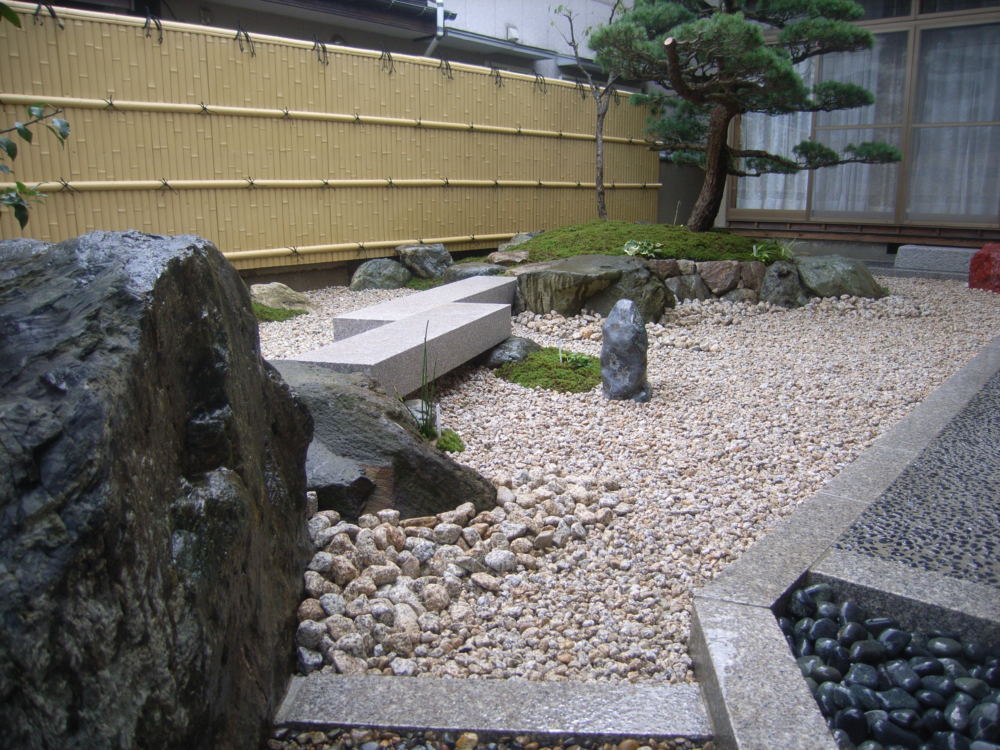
[601,299,652,403]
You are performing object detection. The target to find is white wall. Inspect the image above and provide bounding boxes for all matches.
[445,0,617,58]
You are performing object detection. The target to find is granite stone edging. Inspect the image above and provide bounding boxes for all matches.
[690,334,1000,750]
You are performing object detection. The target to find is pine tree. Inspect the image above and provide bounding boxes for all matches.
[589,0,902,231]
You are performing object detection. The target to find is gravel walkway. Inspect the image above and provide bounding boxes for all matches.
[260,277,1000,687]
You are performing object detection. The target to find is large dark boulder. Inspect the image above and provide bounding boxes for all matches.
[517,254,670,322]
[601,299,651,403]
[272,361,497,521]
[349,258,411,290]
[0,231,313,750]
[794,255,887,299]
[396,243,452,279]
[760,260,813,308]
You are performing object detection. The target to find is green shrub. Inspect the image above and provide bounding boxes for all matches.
[516,221,756,263]
[495,347,601,393]
[252,302,307,322]
[405,277,445,291]
[436,428,465,453]
[750,239,798,263]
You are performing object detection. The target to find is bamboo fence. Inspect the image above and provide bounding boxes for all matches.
[0,2,660,270]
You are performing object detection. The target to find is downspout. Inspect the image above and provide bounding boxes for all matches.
[424,0,446,56]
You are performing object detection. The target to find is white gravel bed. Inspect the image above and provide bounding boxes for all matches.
[260,277,1000,685]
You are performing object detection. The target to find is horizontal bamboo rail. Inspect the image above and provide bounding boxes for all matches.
[2,178,662,192]
[0,94,654,147]
[226,233,519,261]
[2,1,635,96]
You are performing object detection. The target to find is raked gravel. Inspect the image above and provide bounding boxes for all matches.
[260,277,1000,685]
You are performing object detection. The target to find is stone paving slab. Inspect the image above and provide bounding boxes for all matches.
[335,277,517,339]
[276,674,711,741]
[894,244,977,277]
[297,302,511,397]
[691,335,1000,749]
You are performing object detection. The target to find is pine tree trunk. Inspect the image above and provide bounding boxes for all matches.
[595,96,610,221]
[686,104,735,232]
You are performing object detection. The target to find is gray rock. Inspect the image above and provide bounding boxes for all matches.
[740,261,767,291]
[644,258,682,280]
[723,288,759,303]
[497,231,541,252]
[250,281,314,310]
[794,255,887,299]
[487,249,530,266]
[759,260,813,308]
[601,299,652,403]
[350,258,412,290]
[442,262,507,282]
[0,231,312,749]
[480,336,542,369]
[664,273,713,302]
[272,361,497,520]
[296,619,327,650]
[517,254,670,322]
[306,440,375,518]
[297,647,325,675]
[397,243,452,278]
[319,593,347,617]
[696,260,742,295]
[484,549,518,573]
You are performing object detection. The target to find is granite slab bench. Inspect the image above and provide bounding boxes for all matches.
[294,276,517,397]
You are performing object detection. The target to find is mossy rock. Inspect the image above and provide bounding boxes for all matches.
[252,301,308,322]
[495,347,600,393]
[516,221,756,263]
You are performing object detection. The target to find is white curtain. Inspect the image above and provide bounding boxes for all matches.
[735,60,814,211]
[906,23,1000,222]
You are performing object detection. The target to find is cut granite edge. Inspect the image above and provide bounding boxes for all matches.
[690,334,1000,750]
[275,674,712,741]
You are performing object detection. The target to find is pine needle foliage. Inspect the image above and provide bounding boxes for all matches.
[589,0,903,231]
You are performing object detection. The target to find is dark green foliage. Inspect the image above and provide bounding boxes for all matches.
[516,221,756,262]
[435,428,465,453]
[252,302,307,322]
[495,347,601,393]
[588,0,903,230]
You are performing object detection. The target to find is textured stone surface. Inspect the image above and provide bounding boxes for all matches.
[896,244,978,275]
[696,260,742,295]
[794,255,886,299]
[277,674,710,739]
[496,232,542,252]
[487,249,530,266]
[739,261,767,291]
[835,369,1000,587]
[443,263,507,282]
[350,258,412,290]
[272,361,496,520]
[664,273,713,302]
[601,299,651,403]
[517,255,669,322]
[251,281,315,310]
[969,243,1000,293]
[760,260,812,308]
[0,231,312,749]
[480,336,542,369]
[397,243,453,279]
[306,440,375,516]
[643,258,681,280]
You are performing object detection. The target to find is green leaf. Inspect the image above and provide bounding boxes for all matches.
[0,2,22,27]
[14,123,33,143]
[28,104,46,119]
[14,201,29,228]
[0,164,10,174]
[46,118,70,142]
[0,136,16,160]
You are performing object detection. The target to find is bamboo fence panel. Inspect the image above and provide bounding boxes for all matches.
[0,2,660,270]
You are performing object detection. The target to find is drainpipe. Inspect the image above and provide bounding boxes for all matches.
[424,0,446,56]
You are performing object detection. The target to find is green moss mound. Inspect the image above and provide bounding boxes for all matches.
[436,428,465,453]
[252,302,308,322]
[405,277,445,291]
[518,221,756,263]
[495,347,601,393]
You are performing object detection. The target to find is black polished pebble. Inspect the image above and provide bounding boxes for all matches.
[779,585,1000,749]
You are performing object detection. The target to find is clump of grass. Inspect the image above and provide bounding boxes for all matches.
[252,302,308,322]
[495,347,601,393]
[405,277,446,291]
[436,428,465,453]
[517,221,757,263]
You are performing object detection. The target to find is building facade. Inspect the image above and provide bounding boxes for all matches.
[730,0,1000,246]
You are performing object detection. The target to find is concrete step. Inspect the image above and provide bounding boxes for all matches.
[893,244,976,279]
[335,276,517,339]
[276,673,712,742]
[296,302,511,398]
